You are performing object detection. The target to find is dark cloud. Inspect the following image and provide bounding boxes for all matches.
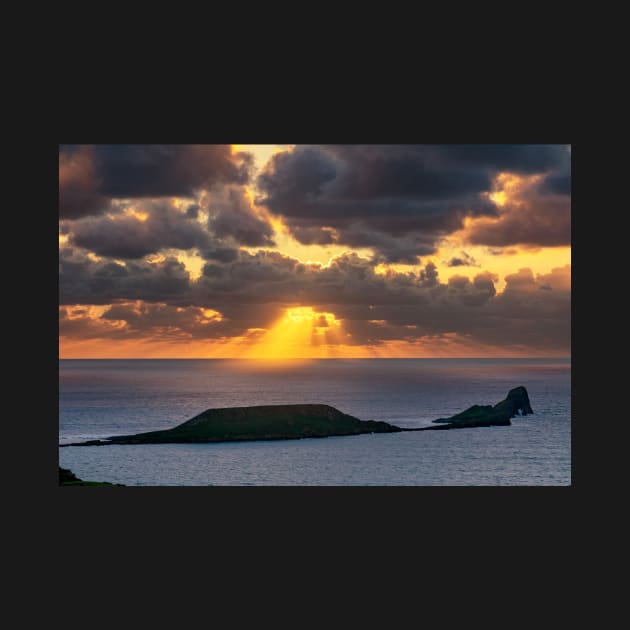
[433,144,568,173]
[200,245,239,263]
[100,303,228,340]
[335,226,434,264]
[461,155,570,248]
[68,200,213,259]
[194,250,310,305]
[326,264,569,352]
[185,204,200,219]
[539,171,571,196]
[256,145,567,261]
[486,247,520,256]
[464,181,571,247]
[60,303,227,342]
[257,146,338,201]
[60,144,570,267]
[59,249,192,305]
[323,145,499,198]
[187,251,505,324]
[486,267,571,349]
[288,225,337,246]
[59,144,253,219]
[419,261,439,287]
[64,187,276,259]
[59,146,111,219]
[444,272,497,306]
[90,144,250,197]
[445,251,479,267]
[534,265,571,292]
[206,187,275,247]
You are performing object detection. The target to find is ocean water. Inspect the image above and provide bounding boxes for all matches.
[58,359,571,486]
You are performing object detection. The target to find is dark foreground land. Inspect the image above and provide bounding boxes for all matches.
[60,387,533,448]
[59,466,124,486]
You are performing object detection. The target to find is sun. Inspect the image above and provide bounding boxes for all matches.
[240,307,343,359]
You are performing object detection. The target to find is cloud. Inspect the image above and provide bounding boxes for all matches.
[434,144,569,173]
[60,244,570,354]
[535,265,571,291]
[199,245,240,263]
[485,247,520,256]
[206,186,275,247]
[256,145,568,261]
[185,204,200,219]
[333,225,435,264]
[99,303,229,340]
[58,145,571,355]
[59,146,110,219]
[68,200,213,259]
[332,264,569,351]
[445,251,479,267]
[60,303,226,341]
[59,249,192,305]
[464,181,571,247]
[539,169,571,196]
[65,189,277,259]
[63,171,278,258]
[59,144,253,219]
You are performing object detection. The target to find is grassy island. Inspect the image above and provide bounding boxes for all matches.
[62,404,402,446]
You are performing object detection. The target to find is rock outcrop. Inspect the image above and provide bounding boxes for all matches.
[59,466,123,486]
[59,466,81,483]
[416,386,534,430]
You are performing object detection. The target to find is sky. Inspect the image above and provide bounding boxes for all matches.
[59,144,571,358]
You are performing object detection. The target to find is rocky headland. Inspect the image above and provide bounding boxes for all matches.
[409,386,534,431]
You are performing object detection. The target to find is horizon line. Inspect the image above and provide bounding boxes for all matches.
[59,356,571,361]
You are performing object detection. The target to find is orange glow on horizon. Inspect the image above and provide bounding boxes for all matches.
[59,335,567,360]
[237,307,343,359]
[59,299,569,359]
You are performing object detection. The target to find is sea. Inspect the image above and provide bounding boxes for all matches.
[58,358,571,486]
